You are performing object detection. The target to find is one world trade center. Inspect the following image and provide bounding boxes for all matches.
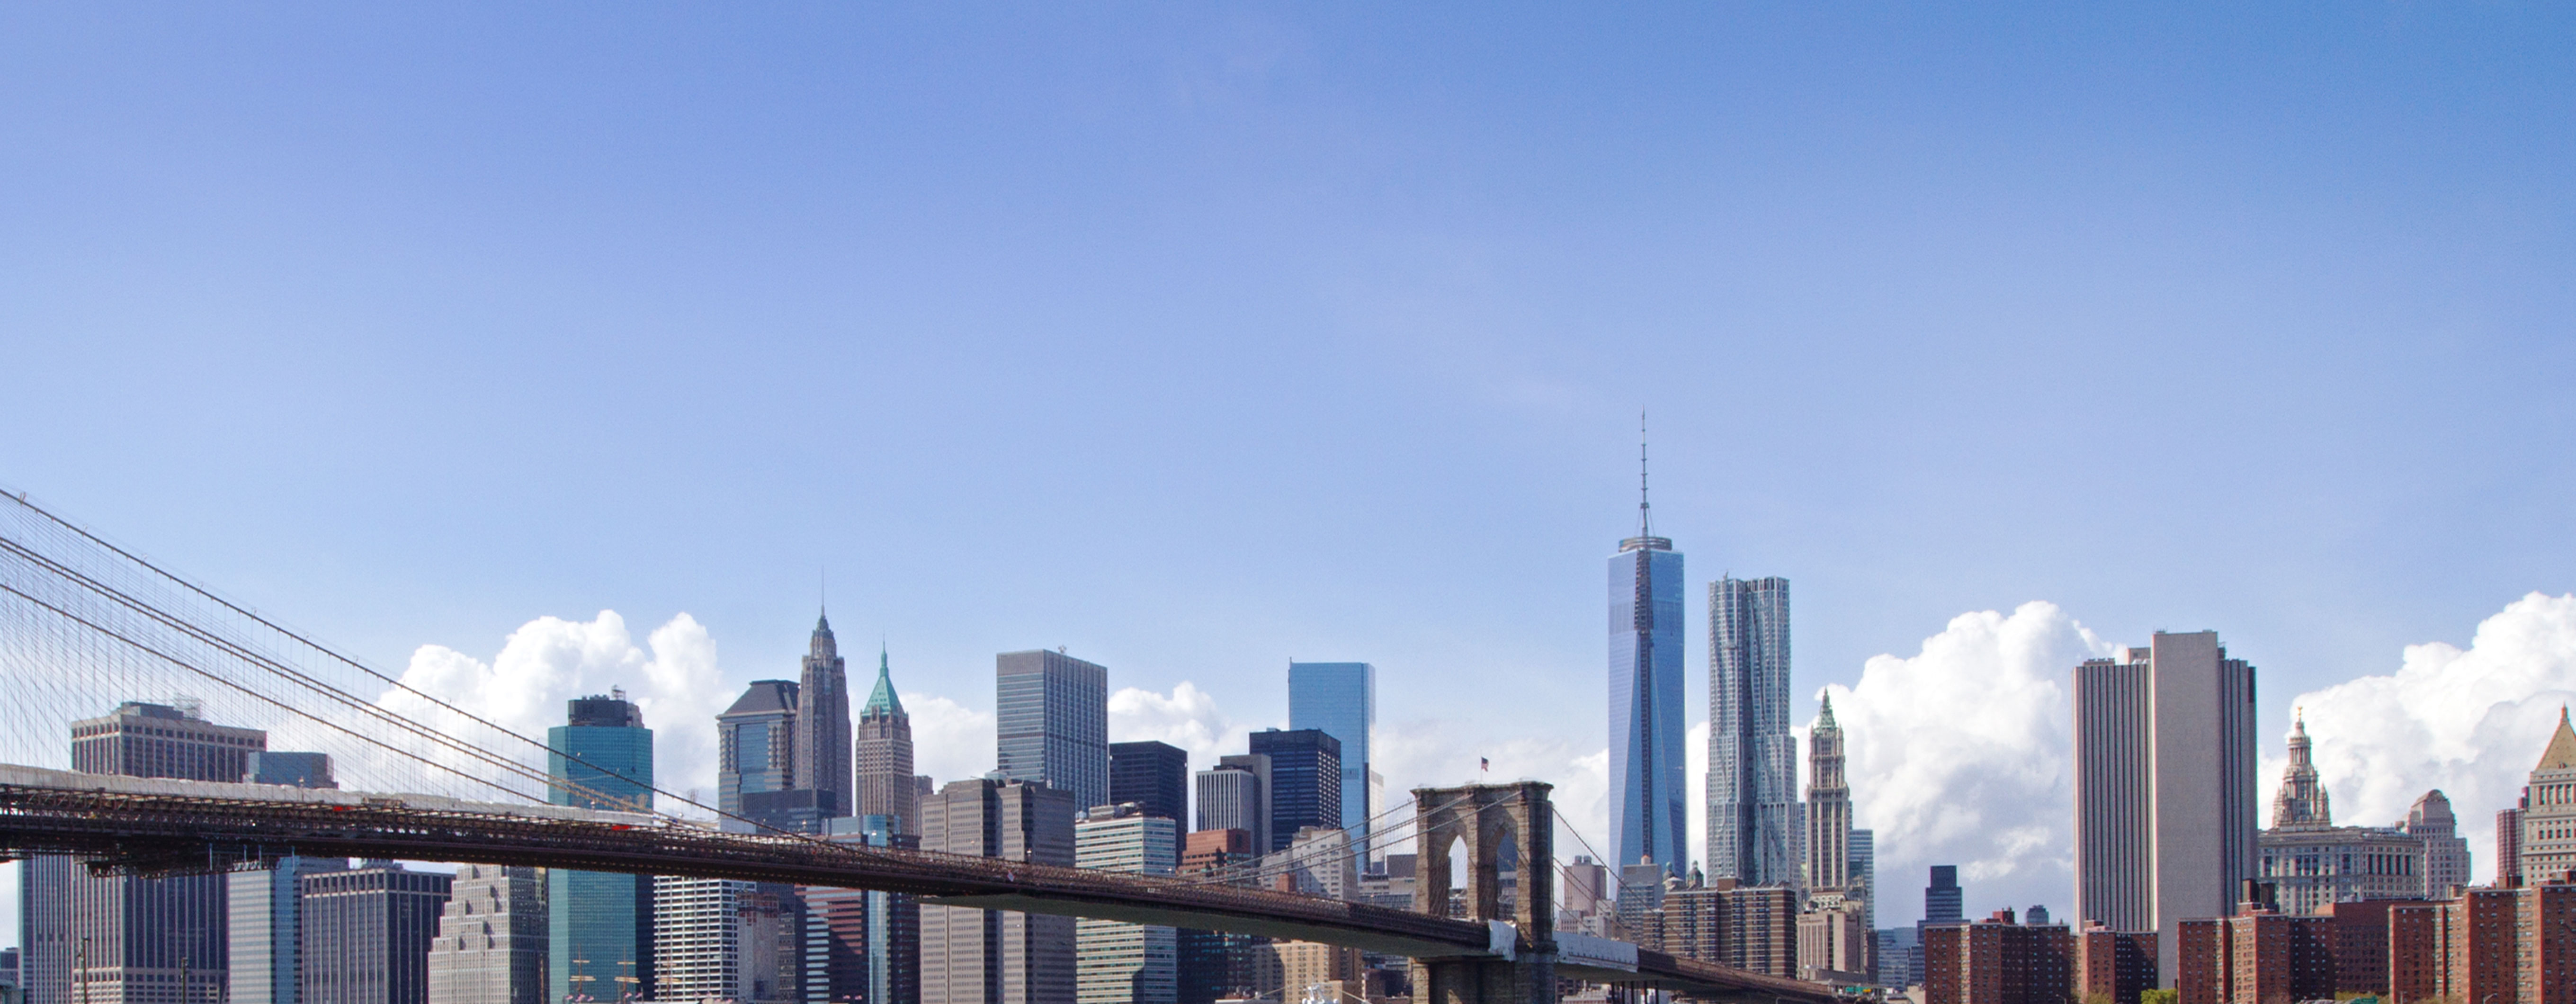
[1609,434,1687,878]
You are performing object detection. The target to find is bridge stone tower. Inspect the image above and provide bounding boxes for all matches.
[1412,781,1557,1004]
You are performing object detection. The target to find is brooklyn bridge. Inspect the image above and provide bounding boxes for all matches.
[0,491,1831,1004]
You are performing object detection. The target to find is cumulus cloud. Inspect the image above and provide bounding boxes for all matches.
[906,691,997,790]
[370,611,731,814]
[2288,592,2576,883]
[1824,601,2113,919]
[1112,682,1252,772]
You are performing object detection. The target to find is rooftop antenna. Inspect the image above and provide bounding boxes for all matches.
[1638,409,1653,538]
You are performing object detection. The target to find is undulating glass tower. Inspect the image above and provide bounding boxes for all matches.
[1287,661,1375,844]
[1709,574,1799,887]
[1609,437,1687,878]
[549,693,655,1004]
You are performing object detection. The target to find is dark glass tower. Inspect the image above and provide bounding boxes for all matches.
[548,693,654,1004]
[716,679,798,829]
[1110,740,1190,822]
[1610,435,1686,878]
[1246,728,1342,854]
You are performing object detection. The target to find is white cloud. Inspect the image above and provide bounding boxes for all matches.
[1112,682,1251,772]
[905,691,996,792]
[2288,592,2576,883]
[1825,601,2113,920]
[370,611,731,815]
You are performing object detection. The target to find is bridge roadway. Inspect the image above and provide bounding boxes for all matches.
[0,765,1832,1004]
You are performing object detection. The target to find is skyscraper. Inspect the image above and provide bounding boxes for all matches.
[1710,575,1798,887]
[919,780,1077,1004]
[1194,756,1270,856]
[1610,440,1686,878]
[1075,804,1179,1004]
[1923,866,1963,928]
[1246,729,1341,854]
[1287,662,1376,847]
[1849,829,1878,934]
[797,612,853,820]
[801,815,919,1004]
[1111,741,1190,823]
[996,649,1110,812]
[19,853,69,1004]
[719,680,800,828]
[652,878,797,1004]
[300,863,453,1004]
[549,693,656,1004]
[2071,631,2257,984]
[427,865,547,1004]
[1806,695,1852,893]
[856,648,919,834]
[2515,709,2576,883]
[230,753,343,1004]
[67,701,266,1004]
[2398,790,2472,896]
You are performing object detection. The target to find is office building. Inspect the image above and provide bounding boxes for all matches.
[426,865,547,1004]
[19,853,69,1004]
[1655,882,1800,979]
[995,649,1110,812]
[1710,575,1798,887]
[2072,632,2259,983]
[1266,826,1358,902]
[1110,741,1190,824]
[798,613,854,820]
[1876,927,1919,990]
[1851,829,1878,935]
[2257,713,2427,913]
[244,751,336,789]
[1176,831,1263,1004]
[2397,790,2472,896]
[1807,696,1855,897]
[1076,805,1179,1004]
[919,779,1077,1004]
[1798,904,1872,984]
[2175,905,2333,1004]
[2076,925,2156,1004]
[856,650,920,836]
[1194,756,1270,856]
[1926,866,1964,925]
[804,815,918,1004]
[548,693,655,1004]
[301,863,455,1004]
[2521,709,2576,884]
[1923,911,2075,1004]
[2504,802,2530,887]
[653,877,798,1004]
[1271,942,1362,1004]
[2,948,20,1004]
[1246,729,1340,854]
[1609,464,1689,880]
[66,701,267,1004]
[1287,662,1377,851]
[720,680,802,828]
[230,754,341,1004]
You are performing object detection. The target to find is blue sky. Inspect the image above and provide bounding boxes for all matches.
[3,4,2575,922]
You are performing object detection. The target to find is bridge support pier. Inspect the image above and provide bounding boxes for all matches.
[1407,782,1558,1004]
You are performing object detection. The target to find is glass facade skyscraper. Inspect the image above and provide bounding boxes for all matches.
[717,680,799,829]
[1287,662,1375,845]
[995,649,1109,812]
[1709,575,1799,887]
[549,693,655,1004]
[1246,729,1341,855]
[1610,528,1686,878]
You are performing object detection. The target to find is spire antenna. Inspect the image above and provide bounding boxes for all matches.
[1638,409,1652,538]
